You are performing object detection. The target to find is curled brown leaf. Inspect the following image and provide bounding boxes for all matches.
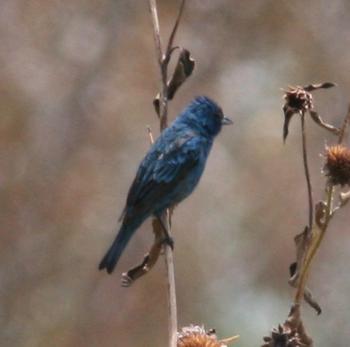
[288,227,322,314]
[303,82,336,92]
[153,48,195,116]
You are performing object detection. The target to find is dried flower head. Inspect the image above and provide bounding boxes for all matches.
[324,145,350,186]
[177,325,238,347]
[283,86,314,114]
[262,324,303,347]
[281,82,336,142]
[282,86,313,142]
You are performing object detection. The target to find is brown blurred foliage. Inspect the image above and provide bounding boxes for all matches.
[2,1,350,346]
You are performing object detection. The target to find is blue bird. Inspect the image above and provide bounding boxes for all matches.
[99,96,232,273]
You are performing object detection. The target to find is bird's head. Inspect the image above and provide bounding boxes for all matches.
[179,96,233,137]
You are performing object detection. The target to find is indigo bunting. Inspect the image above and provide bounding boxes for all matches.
[99,96,232,273]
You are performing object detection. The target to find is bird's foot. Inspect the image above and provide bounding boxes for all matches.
[161,235,174,250]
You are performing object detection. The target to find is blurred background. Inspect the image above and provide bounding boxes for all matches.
[2,1,350,346]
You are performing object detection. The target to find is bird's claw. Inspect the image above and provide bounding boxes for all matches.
[162,235,174,250]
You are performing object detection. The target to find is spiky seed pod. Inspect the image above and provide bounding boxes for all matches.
[177,325,238,347]
[324,145,350,186]
[177,325,221,347]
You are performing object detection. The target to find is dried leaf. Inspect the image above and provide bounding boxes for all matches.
[168,48,195,99]
[282,105,297,142]
[309,110,340,135]
[315,201,327,228]
[153,48,195,116]
[288,227,310,286]
[303,82,336,92]
[288,227,322,314]
[303,287,322,315]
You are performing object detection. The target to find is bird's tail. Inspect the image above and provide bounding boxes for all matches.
[98,223,136,274]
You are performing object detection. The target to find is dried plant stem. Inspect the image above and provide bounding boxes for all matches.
[148,0,162,67]
[338,105,350,144]
[301,113,314,232]
[294,113,314,304]
[164,0,185,64]
[148,1,186,346]
[294,185,333,304]
[295,107,350,305]
[148,0,168,129]
[162,212,178,347]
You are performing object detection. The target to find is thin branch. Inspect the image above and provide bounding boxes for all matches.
[337,104,350,144]
[148,0,163,67]
[161,212,178,347]
[148,0,167,128]
[147,125,155,144]
[148,1,186,346]
[294,184,333,305]
[164,0,185,64]
[301,113,314,233]
[294,113,314,304]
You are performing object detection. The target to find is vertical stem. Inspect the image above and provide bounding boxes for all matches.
[294,113,314,304]
[294,105,350,306]
[148,0,163,67]
[294,185,333,304]
[148,1,179,346]
[164,0,186,63]
[160,64,169,130]
[163,212,178,347]
[301,113,314,231]
[338,105,350,144]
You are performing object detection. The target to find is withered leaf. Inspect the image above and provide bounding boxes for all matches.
[309,110,340,135]
[304,287,322,315]
[288,227,310,286]
[315,201,327,228]
[153,48,195,116]
[282,105,297,142]
[167,48,195,99]
[304,82,336,92]
[288,226,322,314]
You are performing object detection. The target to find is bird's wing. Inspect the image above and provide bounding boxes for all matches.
[122,131,202,216]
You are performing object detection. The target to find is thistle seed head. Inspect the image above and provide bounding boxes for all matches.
[324,145,350,186]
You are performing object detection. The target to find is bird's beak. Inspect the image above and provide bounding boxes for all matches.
[221,116,233,125]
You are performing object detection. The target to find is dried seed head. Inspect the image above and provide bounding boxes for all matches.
[324,145,350,186]
[177,326,221,347]
[282,86,314,141]
[177,325,238,347]
[283,86,313,114]
[262,324,303,347]
[281,82,336,142]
